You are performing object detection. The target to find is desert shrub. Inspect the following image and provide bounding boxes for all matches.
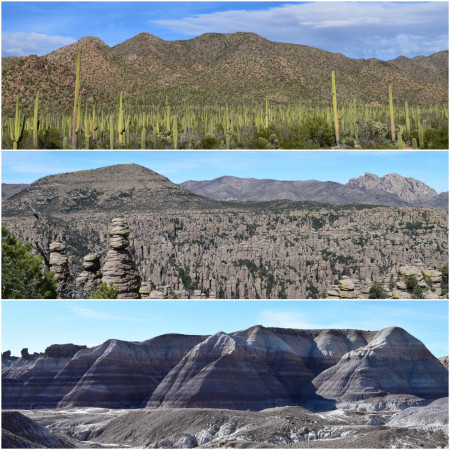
[368,281,389,299]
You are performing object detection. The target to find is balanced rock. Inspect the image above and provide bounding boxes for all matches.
[101,219,140,299]
[76,253,102,290]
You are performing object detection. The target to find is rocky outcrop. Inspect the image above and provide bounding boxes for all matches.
[2,411,71,448]
[310,327,448,402]
[101,218,140,299]
[44,344,87,358]
[387,397,448,427]
[75,253,101,291]
[49,241,69,296]
[326,265,444,299]
[439,355,448,369]
[347,173,439,204]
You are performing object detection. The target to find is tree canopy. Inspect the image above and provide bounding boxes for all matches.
[2,226,57,299]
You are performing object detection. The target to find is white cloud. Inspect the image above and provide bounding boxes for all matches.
[2,32,75,57]
[153,2,448,59]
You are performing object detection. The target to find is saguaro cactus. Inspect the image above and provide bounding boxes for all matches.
[12,96,25,149]
[265,97,269,128]
[389,85,396,142]
[32,91,39,148]
[109,115,114,150]
[118,92,125,146]
[72,48,81,149]
[173,116,178,149]
[405,101,410,133]
[331,71,340,147]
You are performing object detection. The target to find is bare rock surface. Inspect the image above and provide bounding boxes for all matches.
[347,172,439,204]
[49,240,69,295]
[310,327,448,402]
[101,218,140,298]
[439,355,449,369]
[75,253,101,290]
[2,411,71,448]
[388,397,448,427]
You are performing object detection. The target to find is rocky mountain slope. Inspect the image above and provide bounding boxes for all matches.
[2,183,29,199]
[2,326,447,412]
[180,172,448,210]
[4,166,447,216]
[2,32,448,114]
[2,164,218,216]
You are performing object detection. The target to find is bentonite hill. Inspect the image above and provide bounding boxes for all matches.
[2,325,448,448]
[2,32,448,149]
[2,164,448,299]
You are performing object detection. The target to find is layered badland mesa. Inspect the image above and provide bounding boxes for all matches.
[2,325,447,410]
[2,326,448,448]
[2,164,448,299]
[2,32,448,114]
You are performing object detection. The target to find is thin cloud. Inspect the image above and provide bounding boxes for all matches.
[153,2,448,59]
[258,309,320,329]
[67,305,143,322]
[2,32,75,57]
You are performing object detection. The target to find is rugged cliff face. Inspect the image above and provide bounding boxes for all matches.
[2,326,447,411]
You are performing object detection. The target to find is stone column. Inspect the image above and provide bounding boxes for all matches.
[101,218,140,299]
[49,241,69,297]
[76,253,102,292]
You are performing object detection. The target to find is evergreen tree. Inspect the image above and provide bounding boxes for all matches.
[2,226,57,298]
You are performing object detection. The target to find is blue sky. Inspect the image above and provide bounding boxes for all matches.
[2,151,448,193]
[2,2,448,59]
[2,301,448,358]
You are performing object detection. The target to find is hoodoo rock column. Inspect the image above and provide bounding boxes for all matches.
[101,218,140,299]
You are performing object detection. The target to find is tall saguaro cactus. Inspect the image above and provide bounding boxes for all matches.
[118,92,125,146]
[12,96,25,149]
[331,71,340,147]
[72,48,81,149]
[173,116,178,149]
[109,115,114,150]
[32,91,39,148]
[389,85,396,142]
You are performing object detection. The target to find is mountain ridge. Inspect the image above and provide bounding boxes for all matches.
[2,32,447,114]
[3,165,447,213]
[179,171,447,210]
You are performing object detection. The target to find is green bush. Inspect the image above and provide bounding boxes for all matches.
[91,282,118,299]
[2,226,57,298]
[368,281,389,299]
